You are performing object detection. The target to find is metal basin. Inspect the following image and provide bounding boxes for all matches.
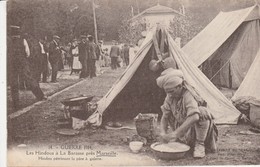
[150,142,190,160]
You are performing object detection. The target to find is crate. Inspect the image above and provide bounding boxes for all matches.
[134,113,158,140]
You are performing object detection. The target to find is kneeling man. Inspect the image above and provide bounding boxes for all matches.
[156,68,218,158]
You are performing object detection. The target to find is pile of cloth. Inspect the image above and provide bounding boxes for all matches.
[232,96,260,128]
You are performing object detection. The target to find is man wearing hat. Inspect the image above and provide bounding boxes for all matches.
[34,36,49,83]
[156,68,218,158]
[7,26,47,110]
[78,35,88,78]
[49,35,61,82]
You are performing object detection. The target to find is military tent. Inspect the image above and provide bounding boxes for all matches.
[231,49,260,128]
[182,5,260,89]
[86,27,240,127]
[232,49,260,100]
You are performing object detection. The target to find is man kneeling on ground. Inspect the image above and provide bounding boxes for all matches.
[156,68,218,158]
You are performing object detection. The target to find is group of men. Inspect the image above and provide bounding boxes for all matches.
[7,25,49,110]
[7,23,104,111]
[7,25,75,111]
[77,35,100,79]
[109,41,131,70]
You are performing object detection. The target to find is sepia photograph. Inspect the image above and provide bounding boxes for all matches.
[5,0,260,166]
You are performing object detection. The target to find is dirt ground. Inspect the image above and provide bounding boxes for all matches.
[7,67,260,166]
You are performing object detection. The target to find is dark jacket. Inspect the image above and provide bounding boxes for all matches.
[110,45,120,58]
[78,41,88,62]
[48,40,61,63]
[88,42,98,60]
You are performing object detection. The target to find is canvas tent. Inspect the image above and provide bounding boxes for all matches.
[232,49,260,101]
[182,5,260,89]
[231,49,260,128]
[86,27,240,127]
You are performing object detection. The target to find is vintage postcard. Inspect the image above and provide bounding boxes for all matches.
[6,0,260,166]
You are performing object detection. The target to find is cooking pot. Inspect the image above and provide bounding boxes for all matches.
[61,96,94,106]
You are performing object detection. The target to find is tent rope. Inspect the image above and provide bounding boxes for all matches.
[210,60,231,80]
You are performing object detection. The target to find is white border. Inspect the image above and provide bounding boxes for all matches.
[0,1,7,167]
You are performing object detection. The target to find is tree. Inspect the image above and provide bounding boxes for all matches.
[118,15,146,44]
[169,12,204,47]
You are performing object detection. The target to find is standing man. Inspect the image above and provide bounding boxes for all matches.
[38,37,49,83]
[49,35,62,83]
[109,40,120,70]
[78,35,88,78]
[122,44,130,66]
[87,35,98,78]
[7,26,47,110]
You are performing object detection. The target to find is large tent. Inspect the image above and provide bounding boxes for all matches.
[86,27,240,127]
[231,49,260,128]
[232,49,260,100]
[182,5,260,89]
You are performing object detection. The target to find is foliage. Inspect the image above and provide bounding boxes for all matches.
[7,0,94,43]
[7,0,256,44]
[118,16,146,44]
[169,13,204,47]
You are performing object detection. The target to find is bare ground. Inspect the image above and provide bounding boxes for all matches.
[7,67,260,166]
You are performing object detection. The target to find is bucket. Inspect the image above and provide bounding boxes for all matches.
[134,113,158,140]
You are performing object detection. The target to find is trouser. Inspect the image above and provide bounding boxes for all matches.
[87,59,96,78]
[168,114,217,152]
[169,118,210,143]
[104,56,110,67]
[195,120,210,143]
[50,60,59,82]
[40,53,48,82]
[111,57,117,69]
[27,56,41,82]
[18,72,28,90]
[58,55,64,70]
[125,57,129,66]
[80,59,88,78]
[10,59,44,109]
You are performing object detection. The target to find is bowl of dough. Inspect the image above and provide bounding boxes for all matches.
[150,142,190,160]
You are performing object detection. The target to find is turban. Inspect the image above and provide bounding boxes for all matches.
[156,68,184,92]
